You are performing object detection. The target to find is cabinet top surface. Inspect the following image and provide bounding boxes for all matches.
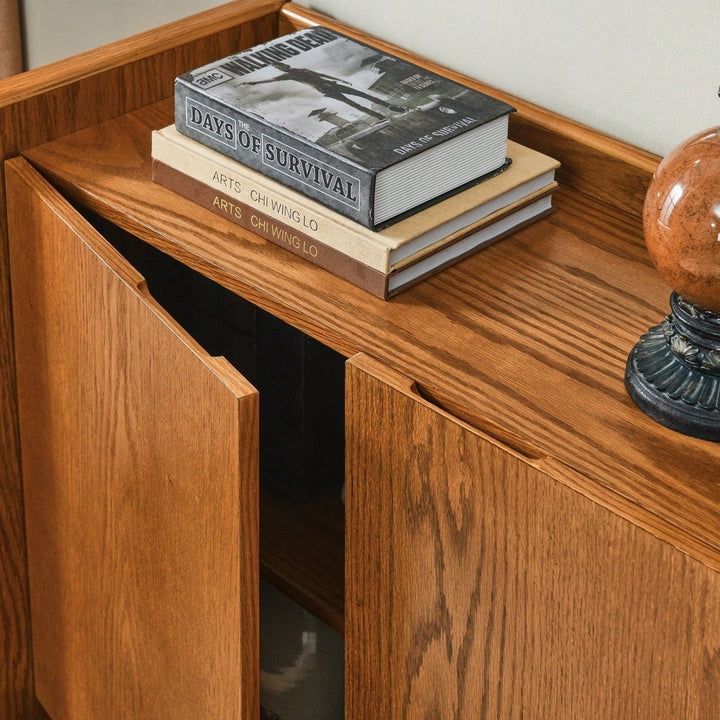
[19,95,720,566]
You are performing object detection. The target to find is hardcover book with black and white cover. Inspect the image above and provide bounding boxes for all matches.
[174,26,515,229]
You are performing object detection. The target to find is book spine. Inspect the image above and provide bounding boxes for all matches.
[152,160,390,299]
[152,129,393,273]
[174,79,377,228]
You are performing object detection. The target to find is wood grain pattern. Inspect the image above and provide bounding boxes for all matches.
[7,156,260,720]
[0,3,278,716]
[21,102,720,575]
[3,4,720,719]
[346,353,720,720]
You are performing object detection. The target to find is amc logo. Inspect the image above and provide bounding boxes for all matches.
[192,69,232,88]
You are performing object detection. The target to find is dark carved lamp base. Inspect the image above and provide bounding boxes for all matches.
[625,293,720,441]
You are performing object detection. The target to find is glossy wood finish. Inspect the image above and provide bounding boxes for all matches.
[0,3,279,716]
[3,3,720,718]
[22,100,720,573]
[7,157,260,720]
[346,354,720,719]
[21,92,720,716]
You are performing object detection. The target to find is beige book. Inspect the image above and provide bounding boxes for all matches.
[152,124,559,274]
[153,158,555,299]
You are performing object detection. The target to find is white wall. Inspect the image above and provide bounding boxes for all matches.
[22,0,720,156]
[307,0,719,156]
[22,0,226,69]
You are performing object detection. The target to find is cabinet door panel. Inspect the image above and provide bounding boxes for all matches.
[345,353,720,720]
[7,158,259,720]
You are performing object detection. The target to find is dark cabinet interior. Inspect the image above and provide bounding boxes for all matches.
[92,212,346,504]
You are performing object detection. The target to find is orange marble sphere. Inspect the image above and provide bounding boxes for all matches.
[643,127,720,313]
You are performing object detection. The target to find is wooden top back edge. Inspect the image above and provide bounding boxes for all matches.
[0,0,658,219]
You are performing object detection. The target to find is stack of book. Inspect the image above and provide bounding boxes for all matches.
[153,26,559,298]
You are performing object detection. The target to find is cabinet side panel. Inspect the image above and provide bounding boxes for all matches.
[345,354,720,720]
[0,176,34,720]
[7,158,259,720]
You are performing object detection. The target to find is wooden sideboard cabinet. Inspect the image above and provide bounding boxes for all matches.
[2,3,720,719]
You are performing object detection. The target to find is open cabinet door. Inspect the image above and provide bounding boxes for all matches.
[6,157,259,720]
